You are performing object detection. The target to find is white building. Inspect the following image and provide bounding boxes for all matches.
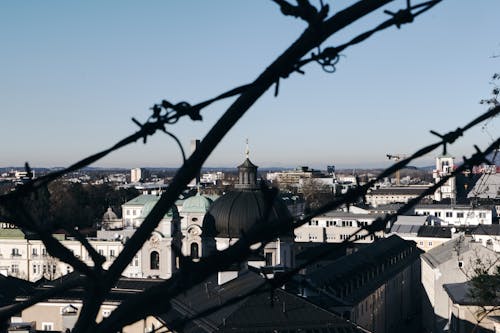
[0,227,128,281]
[433,155,456,202]
[414,204,495,226]
[130,168,143,183]
[294,211,385,243]
[365,185,432,207]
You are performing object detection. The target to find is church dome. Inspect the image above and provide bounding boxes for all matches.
[102,207,118,221]
[203,142,292,239]
[182,193,213,214]
[203,190,292,239]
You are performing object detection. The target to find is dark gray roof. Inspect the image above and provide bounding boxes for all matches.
[160,271,365,332]
[204,190,292,238]
[368,187,429,195]
[237,158,257,169]
[443,282,500,306]
[471,224,500,236]
[417,225,453,238]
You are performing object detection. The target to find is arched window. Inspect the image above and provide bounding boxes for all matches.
[150,251,159,270]
[190,243,199,259]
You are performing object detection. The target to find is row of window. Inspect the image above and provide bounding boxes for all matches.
[125,209,141,216]
[308,220,371,227]
[419,211,487,219]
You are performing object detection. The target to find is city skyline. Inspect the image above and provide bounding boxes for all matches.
[1,1,499,170]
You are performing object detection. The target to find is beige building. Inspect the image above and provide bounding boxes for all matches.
[13,277,168,333]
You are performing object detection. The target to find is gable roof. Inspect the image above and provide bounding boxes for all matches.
[159,271,365,332]
[421,236,494,268]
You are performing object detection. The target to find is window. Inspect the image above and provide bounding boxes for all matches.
[42,322,54,331]
[33,264,37,274]
[446,212,452,217]
[110,249,115,258]
[32,248,38,256]
[190,243,199,259]
[126,209,130,215]
[428,242,433,246]
[265,252,273,266]
[11,264,19,274]
[102,309,111,318]
[434,212,441,217]
[479,212,486,218]
[11,248,20,257]
[457,212,464,218]
[42,248,47,256]
[150,251,160,270]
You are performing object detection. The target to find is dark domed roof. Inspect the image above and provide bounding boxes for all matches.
[203,190,292,239]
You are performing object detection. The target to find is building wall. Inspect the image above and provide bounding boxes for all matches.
[334,257,421,333]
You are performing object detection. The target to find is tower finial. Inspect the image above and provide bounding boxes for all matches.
[245,138,249,159]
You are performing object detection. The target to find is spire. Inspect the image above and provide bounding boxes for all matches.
[236,139,258,190]
[245,138,250,159]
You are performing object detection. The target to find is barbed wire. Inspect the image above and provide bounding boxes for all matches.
[4,1,488,332]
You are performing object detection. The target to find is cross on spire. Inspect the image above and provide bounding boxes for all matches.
[245,138,250,159]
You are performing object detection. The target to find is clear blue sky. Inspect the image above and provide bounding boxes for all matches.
[1,1,499,169]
